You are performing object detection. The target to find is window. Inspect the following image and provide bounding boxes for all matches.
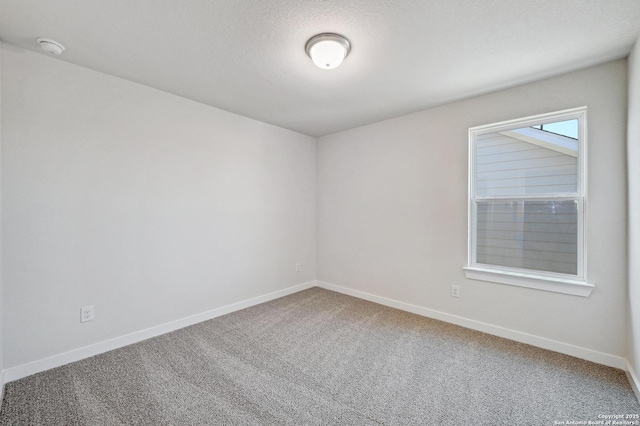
[463,107,593,296]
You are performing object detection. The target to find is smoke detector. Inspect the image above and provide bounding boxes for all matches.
[36,38,65,55]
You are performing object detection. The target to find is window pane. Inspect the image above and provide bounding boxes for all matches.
[476,121,579,197]
[476,200,577,275]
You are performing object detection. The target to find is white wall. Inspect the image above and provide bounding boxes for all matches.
[1,46,316,369]
[0,42,4,375]
[628,39,640,392]
[317,60,628,357]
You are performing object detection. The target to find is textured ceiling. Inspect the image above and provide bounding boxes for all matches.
[1,1,639,137]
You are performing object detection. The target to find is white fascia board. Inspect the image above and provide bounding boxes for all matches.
[500,128,578,157]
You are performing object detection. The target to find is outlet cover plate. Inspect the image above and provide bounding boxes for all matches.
[451,285,460,298]
[81,305,95,323]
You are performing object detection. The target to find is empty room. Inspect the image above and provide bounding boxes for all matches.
[0,0,640,424]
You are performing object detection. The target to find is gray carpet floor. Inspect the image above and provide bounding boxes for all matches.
[0,287,638,425]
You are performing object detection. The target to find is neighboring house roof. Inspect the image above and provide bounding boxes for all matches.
[500,127,579,157]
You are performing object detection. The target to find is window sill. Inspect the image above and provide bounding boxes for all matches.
[462,266,594,297]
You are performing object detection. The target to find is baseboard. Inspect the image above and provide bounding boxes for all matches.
[0,370,5,405]
[2,279,632,394]
[1,281,316,384]
[316,281,627,370]
[627,360,640,404]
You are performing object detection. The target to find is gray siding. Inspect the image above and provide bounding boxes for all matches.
[476,200,578,275]
[476,133,577,197]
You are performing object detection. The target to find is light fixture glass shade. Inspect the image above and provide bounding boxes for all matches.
[305,33,351,70]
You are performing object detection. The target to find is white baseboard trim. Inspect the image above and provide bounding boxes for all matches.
[0,370,5,405]
[316,281,627,370]
[627,360,640,404]
[1,281,316,385]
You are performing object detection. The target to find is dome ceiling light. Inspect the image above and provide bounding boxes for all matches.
[305,33,351,70]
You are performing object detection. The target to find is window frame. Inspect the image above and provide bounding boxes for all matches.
[463,107,594,297]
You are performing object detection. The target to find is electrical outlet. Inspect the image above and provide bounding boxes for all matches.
[296,263,301,272]
[81,305,95,323]
[451,285,460,298]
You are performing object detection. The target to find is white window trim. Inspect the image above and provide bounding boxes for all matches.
[464,106,594,297]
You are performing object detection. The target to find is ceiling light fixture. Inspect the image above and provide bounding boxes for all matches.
[36,38,65,55]
[305,33,351,70]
